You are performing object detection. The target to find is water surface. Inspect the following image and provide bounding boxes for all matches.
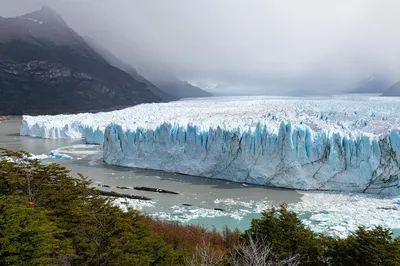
[0,119,301,231]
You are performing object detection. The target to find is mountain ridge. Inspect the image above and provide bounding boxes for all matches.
[85,37,211,99]
[0,6,163,115]
[382,82,400,96]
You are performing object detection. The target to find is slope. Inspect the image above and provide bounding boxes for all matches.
[0,6,161,115]
[382,82,400,96]
[85,38,176,101]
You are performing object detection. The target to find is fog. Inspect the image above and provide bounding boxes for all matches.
[2,0,400,94]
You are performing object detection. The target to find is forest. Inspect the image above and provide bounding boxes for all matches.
[1,148,400,266]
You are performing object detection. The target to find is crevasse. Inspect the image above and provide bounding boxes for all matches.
[103,122,400,195]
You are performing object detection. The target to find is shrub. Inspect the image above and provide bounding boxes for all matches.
[328,226,400,266]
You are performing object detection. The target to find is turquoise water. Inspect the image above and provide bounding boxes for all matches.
[185,213,262,232]
[392,229,400,238]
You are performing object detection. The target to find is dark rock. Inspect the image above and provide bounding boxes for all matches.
[134,186,179,195]
[214,208,224,212]
[116,186,130,190]
[97,189,151,201]
[182,204,193,207]
[101,184,110,188]
[377,206,398,210]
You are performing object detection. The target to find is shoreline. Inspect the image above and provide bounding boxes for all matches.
[0,115,22,121]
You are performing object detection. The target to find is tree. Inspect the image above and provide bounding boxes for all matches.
[70,199,180,265]
[0,149,181,265]
[242,204,323,265]
[0,196,71,265]
[328,226,400,266]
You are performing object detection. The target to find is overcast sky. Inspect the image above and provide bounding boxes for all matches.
[1,0,400,94]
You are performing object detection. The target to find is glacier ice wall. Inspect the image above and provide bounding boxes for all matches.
[21,95,400,145]
[103,122,400,195]
[20,115,105,144]
[19,96,400,194]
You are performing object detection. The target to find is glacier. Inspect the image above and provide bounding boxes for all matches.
[20,96,400,194]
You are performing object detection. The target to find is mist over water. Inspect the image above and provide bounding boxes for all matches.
[1,0,400,95]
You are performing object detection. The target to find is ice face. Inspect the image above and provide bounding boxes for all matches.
[20,96,400,194]
[103,121,400,195]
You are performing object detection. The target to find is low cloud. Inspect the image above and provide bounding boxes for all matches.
[1,0,400,94]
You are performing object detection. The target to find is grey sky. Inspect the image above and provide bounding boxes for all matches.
[1,0,400,93]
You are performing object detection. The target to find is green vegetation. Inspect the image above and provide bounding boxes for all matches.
[0,149,180,265]
[1,148,400,265]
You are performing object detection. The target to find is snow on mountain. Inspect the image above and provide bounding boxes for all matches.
[347,74,391,94]
[188,80,221,91]
[21,95,400,194]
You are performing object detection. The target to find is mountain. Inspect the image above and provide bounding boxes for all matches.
[382,82,400,96]
[0,6,161,115]
[347,74,390,94]
[85,38,176,101]
[86,38,211,100]
[139,69,212,99]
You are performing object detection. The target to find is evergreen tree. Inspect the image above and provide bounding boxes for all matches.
[243,203,323,265]
[328,226,400,266]
[0,196,71,265]
[0,149,181,265]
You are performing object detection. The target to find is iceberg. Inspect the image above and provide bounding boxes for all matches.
[20,96,400,194]
[290,192,400,238]
[48,151,72,160]
[2,151,72,163]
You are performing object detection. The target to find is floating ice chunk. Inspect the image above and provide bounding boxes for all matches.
[152,205,250,222]
[309,213,332,222]
[49,151,72,160]
[1,153,50,163]
[112,198,156,211]
[28,154,50,160]
[289,192,400,237]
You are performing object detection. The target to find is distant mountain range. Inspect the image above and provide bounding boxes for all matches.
[347,74,400,96]
[347,74,391,94]
[86,38,211,100]
[0,6,210,115]
[382,82,400,96]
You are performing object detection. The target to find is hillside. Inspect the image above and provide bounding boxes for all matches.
[139,69,212,99]
[86,38,211,100]
[0,6,161,115]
